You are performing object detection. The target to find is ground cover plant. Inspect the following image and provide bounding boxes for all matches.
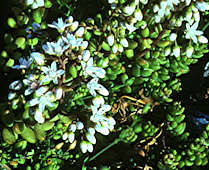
[0,0,209,169]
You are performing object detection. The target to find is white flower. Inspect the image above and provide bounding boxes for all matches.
[94,123,110,135]
[34,109,45,123]
[70,21,79,32]
[76,121,84,130]
[26,0,44,9]
[68,132,75,143]
[134,9,143,21]
[63,33,83,48]
[86,132,96,144]
[55,88,63,100]
[31,52,45,65]
[35,86,49,97]
[107,34,115,46]
[123,5,136,16]
[173,46,180,57]
[29,91,55,113]
[88,127,95,135]
[23,74,39,96]
[80,141,88,153]
[69,124,77,132]
[120,38,129,47]
[9,80,22,90]
[185,22,203,43]
[48,18,71,33]
[12,57,32,69]
[87,142,94,152]
[92,95,105,108]
[62,132,68,140]
[8,92,16,100]
[82,50,91,62]
[42,38,69,56]
[198,36,208,44]
[87,78,109,97]
[186,46,194,57]
[196,1,209,12]
[40,61,65,85]
[167,0,179,10]
[75,27,85,37]
[169,33,177,41]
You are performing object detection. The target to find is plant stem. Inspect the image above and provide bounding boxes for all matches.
[88,138,121,162]
[202,22,209,32]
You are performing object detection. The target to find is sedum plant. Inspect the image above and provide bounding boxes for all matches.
[0,0,209,169]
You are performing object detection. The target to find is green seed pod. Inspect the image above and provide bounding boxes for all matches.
[125,49,134,59]
[141,68,153,77]
[206,124,209,131]
[102,41,111,51]
[69,65,77,78]
[175,122,186,135]
[122,86,132,93]
[129,134,138,143]
[157,40,170,48]
[15,37,26,49]
[20,127,36,144]
[34,163,40,170]
[7,17,17,28]
[141,27,149,38]
[2,128,16,144]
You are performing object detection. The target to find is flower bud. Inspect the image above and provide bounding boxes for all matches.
[186,46,194,57]
[92,95,105,108]
[112,44,118,54]
[120,38,129,47]
[123,5,136,16]
[82,50,91,61]
[68,132,75,143]
[76,121,84,130]
[75,27,85,37]
[198,36,208,44]
[8,92,16,100]
[9,80,22,90]
[80,141,88,153]
[62,132,68,140]
[87,142,93,152]
[88,127,96,135]
[107,34,114,46]
[173,46,180,57]
[134,9,143,21]
[55,88,63,100]
[70,21,79,32]
[69,124,77,132]
[86,132,96,144]
[169,33,177,41]
[80,41,88,50]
